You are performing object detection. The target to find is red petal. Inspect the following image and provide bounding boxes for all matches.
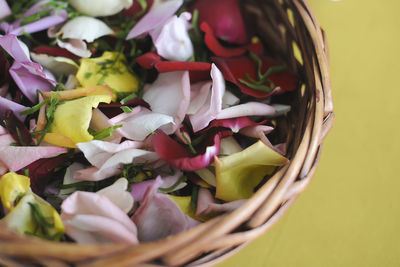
[17,154,68,195]
[212,56,298,98]
[190,0,248,44]
[122,0,154,17]
[155,61,211,73]
[200,22,246,58]
[153,130,231,171]
[33,46,81,60]
[136,52,163,69]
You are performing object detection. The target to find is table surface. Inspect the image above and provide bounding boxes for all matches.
[218,0,400,266]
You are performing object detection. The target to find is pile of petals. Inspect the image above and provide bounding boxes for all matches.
[0,0,297,244]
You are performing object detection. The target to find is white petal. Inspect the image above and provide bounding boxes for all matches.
[97,178,134,214]
[59,162,86,197]
[142,71,190,134]
[56,39,92,58]
[187,81,212,115]
[61,16,114,43]
[222,90,240,109]
[30,52,79,76]
[216,102,276,120]
[70,0,133,17]
[152,12,194,61]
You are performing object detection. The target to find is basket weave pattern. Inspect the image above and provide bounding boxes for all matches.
[0,0,333,266]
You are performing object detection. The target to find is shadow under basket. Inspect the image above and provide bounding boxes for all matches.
[0,0,334,266]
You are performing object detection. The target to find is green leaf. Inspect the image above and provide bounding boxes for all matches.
[92,125,123,140]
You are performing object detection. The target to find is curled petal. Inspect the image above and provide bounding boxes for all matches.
[153,130,231,171]
[126,0,183,39]
[0,144,67,172]
[34,46,81,60]
[201,117,263,134]
[61,16,114,43]
[215,141,288,201]
[189,64,225,132]
[0,172,30,212]
[70,0,133,17]
[56,39,92,58]
[0,96,27,122]
[61,191,138,244]
[200,22,246,58]
[75,149,159,181]
[152,12,194,61]
[77,140,143,167]
[240,125,274,148]
[30,52,79,76]
[216,102,276,120]
[136,52,163,69]
[133,177,197,242]
[143,71,190,134]
[97,178,134,214]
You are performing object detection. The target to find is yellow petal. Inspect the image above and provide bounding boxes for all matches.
[41,85,114,101]
[2,193,65,240]
[43,133,77,148]
[215,141,289,202]
[168,195,211,222]
[76,52,139,94]
[50,94,111,144]
[0,172,30,211]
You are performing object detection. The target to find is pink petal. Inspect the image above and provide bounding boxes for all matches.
[196,188,215,216]
[77,140,143,167]
[126,0,183,40]
[240,125,284,152]
[0,145,67,172]
[0,96,27,122]
[189,64,225,132]
[200,117,264,134]
[187,81,211,115]
[0,134,14,146]
[56,39,92,58]
[0,0,11,20]
[61,191,138,244]
[216,102,276,120]
[131,171,185,202]
[133,177,198,242]
[143,71,190,134]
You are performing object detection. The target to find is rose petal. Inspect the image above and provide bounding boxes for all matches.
[151,12,193,61]
[56,39,92,58]
[201,117,264,134]
[155,61,211,73]
[189,64,225,132]
[215,141,288,201]
[0,145,67,172]
[136,52,163,69]
[0,0,11,20]
[77,140,143,167]
[143,71,190,134]
[0,96,27,122]
[133,177,195,242]
[126,0,183,40]
[30,52,79,76]
[97,178,134,214]
[70,0,133,17]
[61,16,114,43]
[61,191,138,244]
[33,46,81,60]
[187,81,211,115]
[216,102,276,120]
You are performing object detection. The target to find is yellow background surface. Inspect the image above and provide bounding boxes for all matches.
[218,0,400,266]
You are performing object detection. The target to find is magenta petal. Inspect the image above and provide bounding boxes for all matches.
[200,117,264,134]
[126,0,183,40]
[0,145,67,172]
[153,130,231,171]
[0,96,27,122]
[133,177,196,242]
[0,0,11,20]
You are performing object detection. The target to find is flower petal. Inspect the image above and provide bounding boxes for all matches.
[61,16,114,43]
[0,145,67,172]
[97,178,134,214]
[0,0,11,20]
[189,64,225,132]
[187,81,211,115]
[152,12,193,61]
[215,141,288,201]
[70,0,133,17]
[61,191,138,244]
[136,52,163,69]
[126,0,183,39]
[143,71,190,134]
[56,39,92,58]
[50,94,112,145]
[216,102,276,120]
[30,52,79,76]
[0,172,30,211]
[0,96,27,122]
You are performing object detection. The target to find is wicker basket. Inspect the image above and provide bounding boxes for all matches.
[0,0,333,266]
